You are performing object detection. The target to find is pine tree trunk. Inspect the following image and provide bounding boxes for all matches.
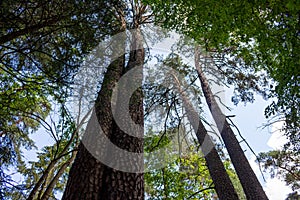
[62,22,145,199]
[62,52,126,199]
[171,74,239,200]
[194,46,268,200]
[99,27,145,200]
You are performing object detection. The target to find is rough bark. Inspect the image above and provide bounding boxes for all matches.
[172,74,239,200]
[62,11,145,199]
[62,52,126,199]
[99,27,145,200]
[194,46,268,200]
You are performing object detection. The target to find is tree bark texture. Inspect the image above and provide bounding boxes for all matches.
[171,74,239,200]
[99,27,145,200]
[62,52,126,199]
[62,24,145,199]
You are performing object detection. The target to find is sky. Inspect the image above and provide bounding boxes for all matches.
[19,30,296,200]
[222,85,293,200]
[149,32,295,199]
[249,128,292,200]
[23,95,293,200]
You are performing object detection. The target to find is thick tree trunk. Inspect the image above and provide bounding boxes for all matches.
[62,24,145,200]
[62,52,126,199]
[171,74,239,200]
[99,27,145,200]
[194,46,268,200]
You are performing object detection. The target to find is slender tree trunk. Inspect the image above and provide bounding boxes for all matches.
[41,151,77,200]
[27,118,79,200]
[171,74,239,200]
[194,46,268,200]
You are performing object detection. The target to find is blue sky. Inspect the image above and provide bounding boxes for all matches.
[22,92,292,200]
[19,30,294,199]
[223,90,292,199]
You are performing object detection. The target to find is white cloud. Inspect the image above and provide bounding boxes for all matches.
[267,121,288,150]
[249,155,292,200]
[257,121,292,199]
[264,178,292,200]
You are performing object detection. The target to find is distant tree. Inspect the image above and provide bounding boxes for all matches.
[285,191,300,200]
[193,45,267,199]
[145,0,299,194]
[145,129,246,200]
[157,55,239,199]
[258,149,300,191]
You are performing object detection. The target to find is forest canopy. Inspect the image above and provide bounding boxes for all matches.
[0,0,299,199]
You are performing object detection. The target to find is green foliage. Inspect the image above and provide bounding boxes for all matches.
[224,161,246,200]
[0,1,120,198]
[144,128,246,199]
[145,152,214,200]
[2,105,78,200]
[0,69,51,199]
[145,0,299,190]
[145,0,299,140]
[144,128,214,199]
[0,0,118,91]
[258,149,300,190]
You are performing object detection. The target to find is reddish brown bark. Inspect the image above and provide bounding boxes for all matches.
[194,46,268,200]
[62,24,145,200]
[172,74,239,200]
[62,53,127,199]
